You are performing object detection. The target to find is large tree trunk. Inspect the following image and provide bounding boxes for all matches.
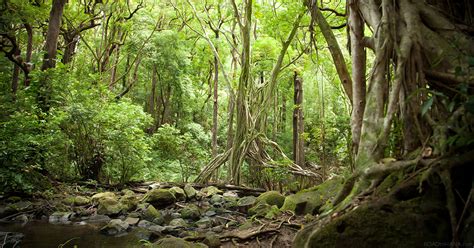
[41,0,67,71]
[212,36,219,158]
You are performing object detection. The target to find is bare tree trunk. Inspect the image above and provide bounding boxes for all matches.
[311,4,353,102]
[293,72,305,167]
[348,0,367,165]
[212,37,219,158]
[41,0,67,71]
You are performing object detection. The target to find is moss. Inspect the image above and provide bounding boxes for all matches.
[294,198,450,248]
[152,237,207,248]
[256,191,285,208]
[144,189,176,207]
[281,178,343,215]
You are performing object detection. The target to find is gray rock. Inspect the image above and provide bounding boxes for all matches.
[196,217,212,229]
[211,225,223,233]
[148,225,165,233]
[184,184,197,199]
[100,219,129,236]
[209,195,223,205]
[138,220,154,228]
[204,210,216,217]
[125,217,140,226]
[169,218,187,228]
[49,212,74,224]
[86,214,110,223]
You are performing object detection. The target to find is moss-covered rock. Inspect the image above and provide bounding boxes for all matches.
[236,196,257,213]
[184,184,197,199]
[144,189,176,207]
[281,178,343,215]
[97,197,124,216]
[248,203,281,219]
[100,219,129,236]
[143,205,163,224]
[169,186,186,201]
[200,186,222,197]
[293,198,450,248]
[91,192,116,204]
[256,191,285,208]
[120,194,138,211]
[152,237,207,248]
[180,204,200,220]
[64,196,91,206]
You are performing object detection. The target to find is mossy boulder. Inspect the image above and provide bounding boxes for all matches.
[143,205,163,224]
[281,177,343,215]
[120,194,138,211]
[184,184,197,199]
[97,197,124,216]
[256,191,285,208]
[152,237,207,248]
[64,196,91,206]
[200,186,222,197]
[169,187,186,201]
[248,203,281,219]
[100,219,129,236]
[144,189,176,207]
[92,192,116,204]
[180,204,200,220]
[293,197,450,248]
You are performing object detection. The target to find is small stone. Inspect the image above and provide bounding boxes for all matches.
[147,225,165,233]
[204,210,216,217]
[49,212,74,224]
[196,217,212,229]
[211,225,223,233]
[138,220,154,228]
[204,232,221,248]
[125,217,140,226]
[169,218,187,228]
[86,214,110,223]
[184,184,197,199]
[210,195,223,205]
[100,219,129,236]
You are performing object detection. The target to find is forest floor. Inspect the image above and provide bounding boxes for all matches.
[0,181,309,247]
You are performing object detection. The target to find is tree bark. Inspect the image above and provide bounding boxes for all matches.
[293,72,305,167]
[41,0,67,71]
[212,33,219,158]
[348,0,367,162]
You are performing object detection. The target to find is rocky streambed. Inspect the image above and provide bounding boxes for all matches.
[0,181,333,247]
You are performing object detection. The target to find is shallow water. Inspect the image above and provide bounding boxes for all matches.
[0,221,145,248]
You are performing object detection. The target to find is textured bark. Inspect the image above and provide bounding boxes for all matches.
[311,4,353,102]
[293,73,305,167]
[348,0,366,158]
[41,0,67,71]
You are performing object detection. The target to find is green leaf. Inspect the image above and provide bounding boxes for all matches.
[421,97,434,116]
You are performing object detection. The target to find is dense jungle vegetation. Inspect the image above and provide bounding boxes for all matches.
[0,0,473,247]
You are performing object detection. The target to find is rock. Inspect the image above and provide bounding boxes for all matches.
[169,187,186,201]
[91,192,116,204]
[138,220,154,228]
[196,217,212,229]
[143,205,163,224]
[121,189,135,196]
[64,196,91,206]
[203,232,221,248]
[211,225,223,233]
[184,184,197,199]
[223,191,239,198]
[100,219,129,236]
[86,214,110,223]
[148,225,165,233]
[144,189,176,208]
[152,237,208,248]
[0,232,24,247]
[97,197,124,216]
[49,212,74,223]
[281,178,343,215]
[12,214,28,223]
[125,217,140,226]
[209,194,223,205]
[256,191,285,208]
[293,200,450,248]
[248,203,281,219]
[180,204,200,220]
[169,218,187,228]
[200,186,222,197]
[204,210,216,217]
[7,201,32,212]
[236,196,256,213]
[120,194,138,211]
